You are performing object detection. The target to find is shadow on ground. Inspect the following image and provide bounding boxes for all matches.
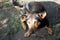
[0,1,60,40]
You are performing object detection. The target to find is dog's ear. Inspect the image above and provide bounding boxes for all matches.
[38,12,47,19]
[20,15,27,22]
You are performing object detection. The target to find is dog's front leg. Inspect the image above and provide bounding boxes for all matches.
[46,25,52,35]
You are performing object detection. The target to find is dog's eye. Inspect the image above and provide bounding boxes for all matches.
[41,14,43,17]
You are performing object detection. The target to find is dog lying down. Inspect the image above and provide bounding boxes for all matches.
[20,12,52,37]
[12,0,52,37]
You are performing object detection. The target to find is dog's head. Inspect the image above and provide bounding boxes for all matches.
[26,14,41,30]
[20,11,47,29]
[27,12,46,29]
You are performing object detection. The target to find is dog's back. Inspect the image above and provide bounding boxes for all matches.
[12,0,46,14]
[25,2,46,13]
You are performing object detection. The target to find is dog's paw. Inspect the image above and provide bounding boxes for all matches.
[47,27,53,35]
[24,31,30,37]
[48,30,52,35]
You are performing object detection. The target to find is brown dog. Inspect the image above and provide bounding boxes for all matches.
[20,11,52,37]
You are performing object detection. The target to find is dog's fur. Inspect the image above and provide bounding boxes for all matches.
[20,12,52,37]
[12,0,46,14]
[13,0,52,37]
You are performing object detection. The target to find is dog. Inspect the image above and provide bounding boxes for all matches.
[20,12,52,37]
[13,0,52,37]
